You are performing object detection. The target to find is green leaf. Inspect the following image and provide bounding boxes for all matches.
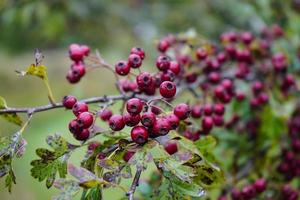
[30,134,72,188]
[0,96,23,126]
[129,141,156,170]
[81,187,102,200]
[194,135,217,151]
[5,169,16,193]
[193,163,224,188]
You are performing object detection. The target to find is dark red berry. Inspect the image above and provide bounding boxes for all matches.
[196,48,207,60]
[109,114,125,131]
[88,141,101,151]
[81,45,90,56]
[136,72,153,90]
[253,178,267,193]
[141,112,156,127]
[62,95,77,109]
[191,105,202,118]
[71,63,86,77]
[241,185,256,200]
[214,103,225,115]
[66,69,81,83]
[77,112,94,128]
[69,43,84,62]
[115,60,130,76]
[164,141,178,155]
[169,61,181,75]
[123,113,140,127]
[241,32,253,45]
[72,102,88,116]
[174,103,190,120]
[159,81,176,98]
[128,54,142,68]
[126,98,143,115]
[203,104,213,116]
[123,151,135,162]
[202,116,214,131]
[97,152,106,160]
[99,109,113,121]
[69,119,82,135]
[152,118,171,136]
[131,126,149,144]
[213,115,224,126]
[165,114,180,130]
[74,129,90,141]
[158,40,170,52]
[130,47,145,60]
[156,55,170,71]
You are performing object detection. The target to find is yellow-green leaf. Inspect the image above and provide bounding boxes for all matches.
[0,96,8,109]
[17,64,48,80]
[0,96,23,126]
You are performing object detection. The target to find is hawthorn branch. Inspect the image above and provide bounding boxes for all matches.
[127,167,142,200]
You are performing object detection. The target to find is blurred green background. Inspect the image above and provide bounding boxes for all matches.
[1,0,300,199]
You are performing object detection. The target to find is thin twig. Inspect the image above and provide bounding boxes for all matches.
[127,167,142,200]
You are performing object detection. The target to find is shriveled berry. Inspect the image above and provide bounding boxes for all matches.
[126,98,143,115]
[77,112,94,128]
[156,55,170,71]
[123,113,140,127]
[62,95,77,109]
[99,109,113,121]
[159,81,176,98]
[141,112,156,127]
[115,60,130,76]
[174,103,190,120]
[128,54,142,68]
[109,114,125,131]
[72,102,88,116]
[131,126,149,144]
[164,141,178,155]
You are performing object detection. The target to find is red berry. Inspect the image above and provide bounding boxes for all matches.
[203,104,213,116]
[160,70,175,82]
[174,103,190,120]
[165,114,180,130]
[62,95,77,109]
[159,81,176,98]
[196,48,207,60]
[213,115,224,127]
[169,61,181,75]
[66,69,81,83]
[115,60,130,76]
[77,112,94,128]
[158,40,170,52]
[191,105,202,118]
[99,109,113,121]
[123,151,135,162]
[141,112,156,127]
[252,80,263,94]
[240,31,253,45]
[131,126,148,144]
[214,103,225,115]
[81,45,90,56]
[241,185,256,200]
[97,152,106,160]
[74,129,90,141]
[130,47,145,60]
[136,72,153,90]
[164,141,178,155]
[152,118,171,136]
[69,43,84,62]
[221,79,233,92]
[68,119,82,135]
[88,141,101,151]
[202,116,214,131]
[71,63,86,77]
[208,72,220,83]
[72,102,88,116]
[128,54,142,68]
[123,113,140,127]
[156,55,170,71]
[109,114,125,131]
[126,98,143,115]
[253,178,267,193]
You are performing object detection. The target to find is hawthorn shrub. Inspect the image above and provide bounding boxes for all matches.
[0,25,300,200]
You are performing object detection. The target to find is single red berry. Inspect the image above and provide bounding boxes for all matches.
[169,61,181,75]
[109,114,125,131]
[123,151,135,162]
[126,98,143,115]
[174,103,190,120]
[231,188,242,200]
[77,112,94,128]
[136,72,153,90]
[74,129,90,141]
[151,106,161,115]
[191,105,202,118]
[164,140,178,155]
[68,119,82,135]
[258,92,269,104]
[183,131,200,141]
[62,95,77,109]
[221,79,233,92]
[203,104,213,116]
[185,72,198,83]
[253,178,267,193]
[241,185,256,200]
[81,45,90,56]
[252,80,263,94]
[69,43,84,62]
[202,116,214,131]
[115,60,130,76]
[208,72,221,83]
[123,113,140,127]
[66,69,81,83]
[196,48,207,60]
[236,91,246,101]
[88,141,101,151]
[71,63,86,76]
[141,112,156,127]
[131,126,149,144]
[240,31,253,45]
[156,55,170,71]
[160,70,175,82]
[130,47,145,60]
[213,115,224,127]
[128,54,142,68]
[159,81,176,98]
[165,114,180,130]
[72,102,88,116]
[214,103,225,115]
[158,40,170,52]
[99,109,113,121]
[152,118,171,136]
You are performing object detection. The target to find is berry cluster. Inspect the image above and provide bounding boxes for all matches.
[63,95,94,141]
[67,44,90,83]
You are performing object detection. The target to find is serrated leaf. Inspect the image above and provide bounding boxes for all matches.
[193,164,224,188]
[30,134,72,188]
[0,96,23,126]
[17,64,48,80]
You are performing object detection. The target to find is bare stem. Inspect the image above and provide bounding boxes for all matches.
[127,167,142,200]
